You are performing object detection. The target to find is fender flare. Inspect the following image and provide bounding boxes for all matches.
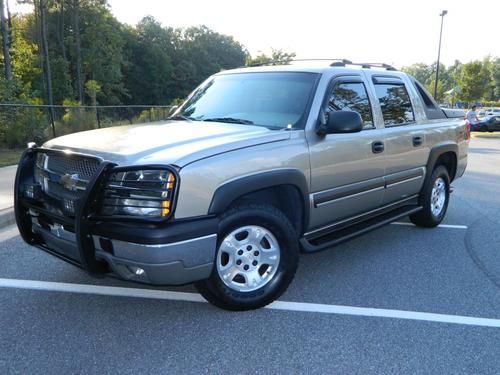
[208,169,310,230]
[425,142,458,183]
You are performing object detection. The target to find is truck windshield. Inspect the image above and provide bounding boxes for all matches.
[175,72,319,129]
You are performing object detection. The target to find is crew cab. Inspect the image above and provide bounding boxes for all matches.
[15,60,469,310]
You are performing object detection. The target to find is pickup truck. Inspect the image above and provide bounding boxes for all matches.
[14,60,469,310]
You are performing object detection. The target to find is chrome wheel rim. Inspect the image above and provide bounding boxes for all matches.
[431,177,446,217]
[216,225,281,292]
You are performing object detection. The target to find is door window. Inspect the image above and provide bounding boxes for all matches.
[329,82,374,129]
[374,84,415,126]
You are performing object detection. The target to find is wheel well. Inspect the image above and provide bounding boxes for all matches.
[228,185,305,235]
[435,151,457,181]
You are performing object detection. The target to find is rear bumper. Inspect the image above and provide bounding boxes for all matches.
[15,147,218,285]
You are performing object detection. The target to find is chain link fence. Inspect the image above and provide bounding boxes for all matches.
[0,104,174,148]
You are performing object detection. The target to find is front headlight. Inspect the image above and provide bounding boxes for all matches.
[100,168,177,218]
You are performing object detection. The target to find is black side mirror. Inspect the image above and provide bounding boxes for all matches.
[317,110,363,135]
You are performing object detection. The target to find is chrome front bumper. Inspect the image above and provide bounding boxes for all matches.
[32,222,217,285]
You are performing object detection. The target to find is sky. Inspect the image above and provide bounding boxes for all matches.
[11,0,500,68]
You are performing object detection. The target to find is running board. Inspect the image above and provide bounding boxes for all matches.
[300,205,422,253]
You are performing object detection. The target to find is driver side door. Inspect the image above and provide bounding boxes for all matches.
[307,76,386,229]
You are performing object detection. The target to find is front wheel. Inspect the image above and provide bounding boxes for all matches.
[410,165,450,228]
[195,204,299,311]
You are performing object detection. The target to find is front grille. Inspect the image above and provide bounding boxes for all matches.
[46,154,100,181]
[33,152,102,217]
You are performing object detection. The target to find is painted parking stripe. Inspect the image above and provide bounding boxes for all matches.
[0,278,498,328]
[391,222,468,229]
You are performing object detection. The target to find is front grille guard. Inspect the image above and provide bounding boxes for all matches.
[15,147,117,273]
[14,147,179,274]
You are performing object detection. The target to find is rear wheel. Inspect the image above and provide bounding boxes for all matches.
[195,204,299,311]
[410,165,450,228]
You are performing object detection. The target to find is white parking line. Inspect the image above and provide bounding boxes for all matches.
[1,278,498,328]
[391,222,468,229]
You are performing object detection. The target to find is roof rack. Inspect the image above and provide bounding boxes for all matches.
[246,58,351,67]
[330,61,397,71]
[245,59,397,71]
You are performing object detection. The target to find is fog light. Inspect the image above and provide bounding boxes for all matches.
[128,266,145,276]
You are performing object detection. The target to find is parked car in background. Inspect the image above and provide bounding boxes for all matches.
[471,115,500,132]
[484,108,500,116]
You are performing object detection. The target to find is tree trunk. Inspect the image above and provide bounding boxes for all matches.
[39,0,53,105]
[0,0,12,81]
[57,0,67,62]
[73,0,83,104]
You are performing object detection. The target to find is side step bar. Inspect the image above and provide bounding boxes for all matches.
[300,205,422,253]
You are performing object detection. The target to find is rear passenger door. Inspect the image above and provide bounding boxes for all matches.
[307,76,386,228]
[367,74,428,205]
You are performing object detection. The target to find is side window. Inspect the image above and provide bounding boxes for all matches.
[374,84,415,126]
[329,82,374,129]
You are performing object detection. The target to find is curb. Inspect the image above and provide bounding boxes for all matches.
[0,208,15,229]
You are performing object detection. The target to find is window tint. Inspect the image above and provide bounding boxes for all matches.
[374,84,415,125]
[329,82,374,128]
[179,72,318,129]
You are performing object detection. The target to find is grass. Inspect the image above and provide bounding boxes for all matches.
[0,148,23,167]
[471,132,500,139]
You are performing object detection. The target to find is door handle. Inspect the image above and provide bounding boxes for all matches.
[413,136,423,147]
[372,141,385,154]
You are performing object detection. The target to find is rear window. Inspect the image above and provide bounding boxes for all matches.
[374,84,415,126]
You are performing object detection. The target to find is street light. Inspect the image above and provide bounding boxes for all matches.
[433,10,448,99]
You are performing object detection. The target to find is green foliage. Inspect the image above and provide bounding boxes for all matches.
[54,106,97,136]
[246,48,296,66]
[402,57,499,104]
[456,60,492,102]
[84,79,101,106]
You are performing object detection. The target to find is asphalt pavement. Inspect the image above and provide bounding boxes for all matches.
[0,136,499,374]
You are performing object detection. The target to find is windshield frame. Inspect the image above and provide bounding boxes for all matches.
[173,71,321,130]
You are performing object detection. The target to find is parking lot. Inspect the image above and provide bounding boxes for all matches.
[1,135,499,374]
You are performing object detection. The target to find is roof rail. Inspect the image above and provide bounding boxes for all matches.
[245,58,351,67]
[330,61,397,71]
[243,59,398,71]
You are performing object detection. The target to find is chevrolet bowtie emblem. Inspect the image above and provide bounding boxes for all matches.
[60,173,80,191]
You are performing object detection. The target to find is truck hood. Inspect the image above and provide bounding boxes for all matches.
[43,120,290,167]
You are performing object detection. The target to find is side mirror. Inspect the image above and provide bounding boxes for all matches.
[318,110,363,135]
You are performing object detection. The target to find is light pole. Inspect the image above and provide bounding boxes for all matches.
[433,10,448,100]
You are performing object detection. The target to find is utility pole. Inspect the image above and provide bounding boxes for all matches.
[433,10,448,99]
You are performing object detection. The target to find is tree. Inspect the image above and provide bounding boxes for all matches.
[84,79,100,106]
[401,63,432,85]
[491,57,500,100]
[0,0,12,80]
[72,0,83,103]
[246,48,296,66]
[122,16,175,104]
[456,60,491,102]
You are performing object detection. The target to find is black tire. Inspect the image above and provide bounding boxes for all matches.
[410,165,450,228]
[195,204,299,311]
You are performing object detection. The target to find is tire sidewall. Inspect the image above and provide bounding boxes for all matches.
[426,166,450,224]
[202,206,298,309]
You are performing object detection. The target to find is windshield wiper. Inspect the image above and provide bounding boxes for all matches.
[168,115,196,121]
[202,117,254,125]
